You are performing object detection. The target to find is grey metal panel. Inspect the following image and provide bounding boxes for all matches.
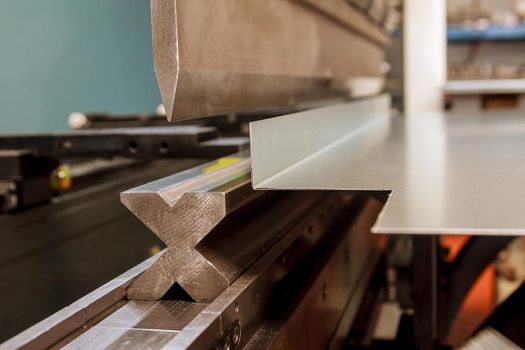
[250,95,392,188]
[250,95,525,235]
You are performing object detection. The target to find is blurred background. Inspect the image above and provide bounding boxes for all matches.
[448,0,525,81]
[445,0,525,112]
[0,0,160,132]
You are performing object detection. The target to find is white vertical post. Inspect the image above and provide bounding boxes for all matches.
[404,0,446,114]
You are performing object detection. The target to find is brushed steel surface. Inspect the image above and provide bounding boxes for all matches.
[250,95,391,188]
[162,194,376,349]
[121,155,259,301]
[250,96,525,235]
[122,154,330,302]
[62,301,207,350]
[151,0,387,121]
[4,193,381,349]
[0,159,206,343]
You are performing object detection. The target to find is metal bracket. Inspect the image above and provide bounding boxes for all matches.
[214,320,241,350]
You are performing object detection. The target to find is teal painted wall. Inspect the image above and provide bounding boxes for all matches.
[0,1,161,132]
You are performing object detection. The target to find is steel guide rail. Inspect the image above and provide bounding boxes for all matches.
[1,158,384,349]
[0,126,248,161]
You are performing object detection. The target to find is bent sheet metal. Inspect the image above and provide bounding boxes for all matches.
[250,95,525,235]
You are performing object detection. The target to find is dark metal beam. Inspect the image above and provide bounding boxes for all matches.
[0,126,248,160]
[412,236,438,350]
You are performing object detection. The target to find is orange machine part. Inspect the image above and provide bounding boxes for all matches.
[441,236,496,347]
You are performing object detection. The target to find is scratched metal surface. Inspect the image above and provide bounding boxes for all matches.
[62,301,207,350]
[251,97,525,235]
[151,0,387,121]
